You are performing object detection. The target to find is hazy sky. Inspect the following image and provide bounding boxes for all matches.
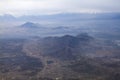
[0,0,120,16]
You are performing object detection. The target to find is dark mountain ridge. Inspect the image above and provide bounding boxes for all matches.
[0,33,120,80]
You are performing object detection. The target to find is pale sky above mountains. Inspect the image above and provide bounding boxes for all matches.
[0,0,120,16]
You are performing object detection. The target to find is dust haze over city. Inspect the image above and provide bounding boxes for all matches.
[0,0,120,80]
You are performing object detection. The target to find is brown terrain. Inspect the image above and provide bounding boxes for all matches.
[0,34,120,80]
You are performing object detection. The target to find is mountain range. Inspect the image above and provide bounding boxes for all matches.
[1,13,120,22]
[0,33,120,80]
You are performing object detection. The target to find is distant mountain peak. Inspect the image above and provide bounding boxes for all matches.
[24,22,34,24]
[3,14,14,17]
[20,22,39,28]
